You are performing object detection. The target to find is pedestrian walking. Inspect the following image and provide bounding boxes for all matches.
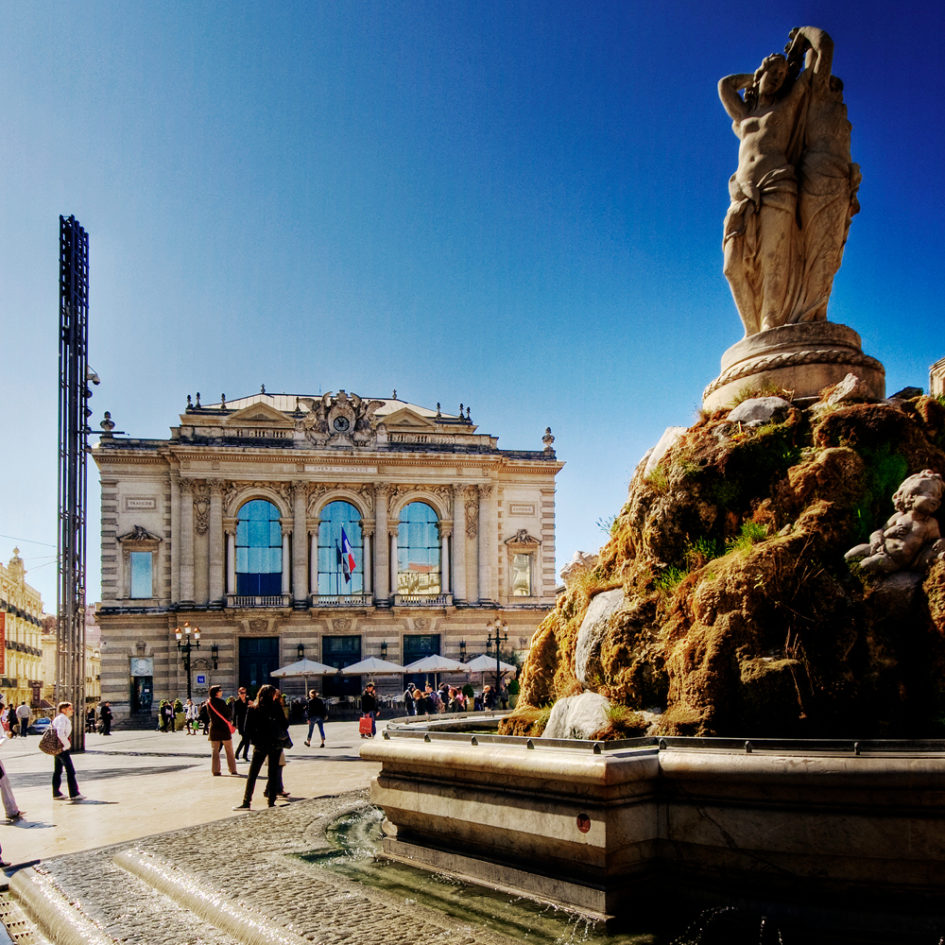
[3,705,17,738]
[304,689,327,748]
[15,702,29,738]
[99,701,113,736]
[0,697,24,822]
[232,687,250,760]
[184,698,200,735]
[403,682,417,716]
[203,685,238,776]
[360,682,378,738]
[51,702,84,801]
[233,684,289,810]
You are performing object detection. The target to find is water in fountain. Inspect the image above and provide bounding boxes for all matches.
[298,807,790,945]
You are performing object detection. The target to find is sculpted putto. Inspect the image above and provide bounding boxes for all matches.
[845,470,945,576]
[719,27,860,336]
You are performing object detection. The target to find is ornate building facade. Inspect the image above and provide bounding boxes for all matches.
[93,390,563,721]
[0,550,45,709]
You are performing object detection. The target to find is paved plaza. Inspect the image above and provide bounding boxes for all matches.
[0,720,382,866]
[0,720,522,945]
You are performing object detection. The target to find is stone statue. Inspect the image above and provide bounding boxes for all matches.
[719,27,860,336]
[845,470,945,576]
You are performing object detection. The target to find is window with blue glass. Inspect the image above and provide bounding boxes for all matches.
[236,499,283,595]
[129,551,153,599]
[317,501,363,595]
[396,501,441,595]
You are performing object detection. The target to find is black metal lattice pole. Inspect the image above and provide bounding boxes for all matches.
[57,215,90,752]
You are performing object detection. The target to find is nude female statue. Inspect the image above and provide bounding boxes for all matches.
[719,27,840,336]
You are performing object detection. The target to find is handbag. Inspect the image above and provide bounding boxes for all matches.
[358,715,374,735]
[276,732,293,749]
[39,725,63,756]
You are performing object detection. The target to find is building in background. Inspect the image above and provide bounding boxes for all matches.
[931,357,945,397]
[40,606,102,714]
[0,549,44,709]
[93,390,563,722]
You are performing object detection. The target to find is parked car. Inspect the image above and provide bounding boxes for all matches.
[27,717,52,735]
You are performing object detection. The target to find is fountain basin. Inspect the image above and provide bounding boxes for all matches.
[363,723,945,931]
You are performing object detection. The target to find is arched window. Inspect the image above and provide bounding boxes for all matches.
[236,499,282,595]
[317,501,364,595]
[397,501,440,595]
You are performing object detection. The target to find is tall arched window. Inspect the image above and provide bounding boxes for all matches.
[236,499,283,595]
[317,501,364,595]
[397,501,441,595]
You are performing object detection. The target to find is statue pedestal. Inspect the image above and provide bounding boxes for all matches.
[702,322,885,411]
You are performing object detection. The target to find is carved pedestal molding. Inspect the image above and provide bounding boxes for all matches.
[703,322,885,411]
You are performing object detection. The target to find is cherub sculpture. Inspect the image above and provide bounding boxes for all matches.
[845,470,945,576]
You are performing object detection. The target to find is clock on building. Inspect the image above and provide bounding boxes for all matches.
[332,416,351,433]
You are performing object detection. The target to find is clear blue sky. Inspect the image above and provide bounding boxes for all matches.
[2,1,943,610]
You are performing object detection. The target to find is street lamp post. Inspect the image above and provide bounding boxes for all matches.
[175,622,200,702]
[485,618,508,693]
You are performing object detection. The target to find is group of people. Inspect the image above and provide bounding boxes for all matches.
[1,701,32,738]
[84,702,114,735]
[402,681,508,715]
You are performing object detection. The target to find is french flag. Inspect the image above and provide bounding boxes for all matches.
[341,527,356,582]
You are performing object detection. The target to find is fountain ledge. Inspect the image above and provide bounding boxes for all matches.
[363,721,945,927]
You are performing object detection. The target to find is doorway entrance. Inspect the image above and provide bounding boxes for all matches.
[238,637,280,698]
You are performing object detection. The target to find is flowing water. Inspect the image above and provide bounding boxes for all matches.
[298,807,792,945]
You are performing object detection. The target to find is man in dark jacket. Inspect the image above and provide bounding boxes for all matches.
[231,687,250,761]
[203,685,237,776]
[99,702,113,736]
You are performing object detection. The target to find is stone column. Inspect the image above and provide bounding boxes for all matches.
[225,521,236,596]
[438,521,452,596]
[281,530,291,596]
[374,485,390,603]
[361,523,374,596]
[208,481,224,606]
[477,484,495,606]
[452,485,467,605]
[170,472,181,603]
[389,522,399,598]
[179,478,195,605]
[291,482,308,606]
[467,486,480,603]
[309,527,319,599]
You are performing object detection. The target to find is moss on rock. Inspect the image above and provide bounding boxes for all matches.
[517,396,945,738]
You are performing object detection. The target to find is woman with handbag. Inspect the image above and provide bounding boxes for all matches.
[204,685,238,776]
[233,684,289,810]
[50,702,84,801]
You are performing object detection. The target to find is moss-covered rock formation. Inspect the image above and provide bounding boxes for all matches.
[505,393,945,739]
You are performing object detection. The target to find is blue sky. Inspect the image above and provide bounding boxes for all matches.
[2,1,943,609]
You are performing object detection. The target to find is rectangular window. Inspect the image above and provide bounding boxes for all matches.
[511,553,532,596]
[130,551,153,599]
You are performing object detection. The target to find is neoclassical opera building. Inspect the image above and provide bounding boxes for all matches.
[93,389,563,722]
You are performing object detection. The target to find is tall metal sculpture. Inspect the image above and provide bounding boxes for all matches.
[57,215,92,751]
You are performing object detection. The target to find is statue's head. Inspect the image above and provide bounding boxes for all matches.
[754,54,789,96]
[893,470,944,515]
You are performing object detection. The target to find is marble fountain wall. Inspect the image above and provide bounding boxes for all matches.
[362,723,945,925]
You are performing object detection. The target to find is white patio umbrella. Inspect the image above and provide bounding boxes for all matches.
[403,654,468,673]
[271,658,338,692]
[339,656,408,675]
[403,653,468,687]
[464,653,516,674]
